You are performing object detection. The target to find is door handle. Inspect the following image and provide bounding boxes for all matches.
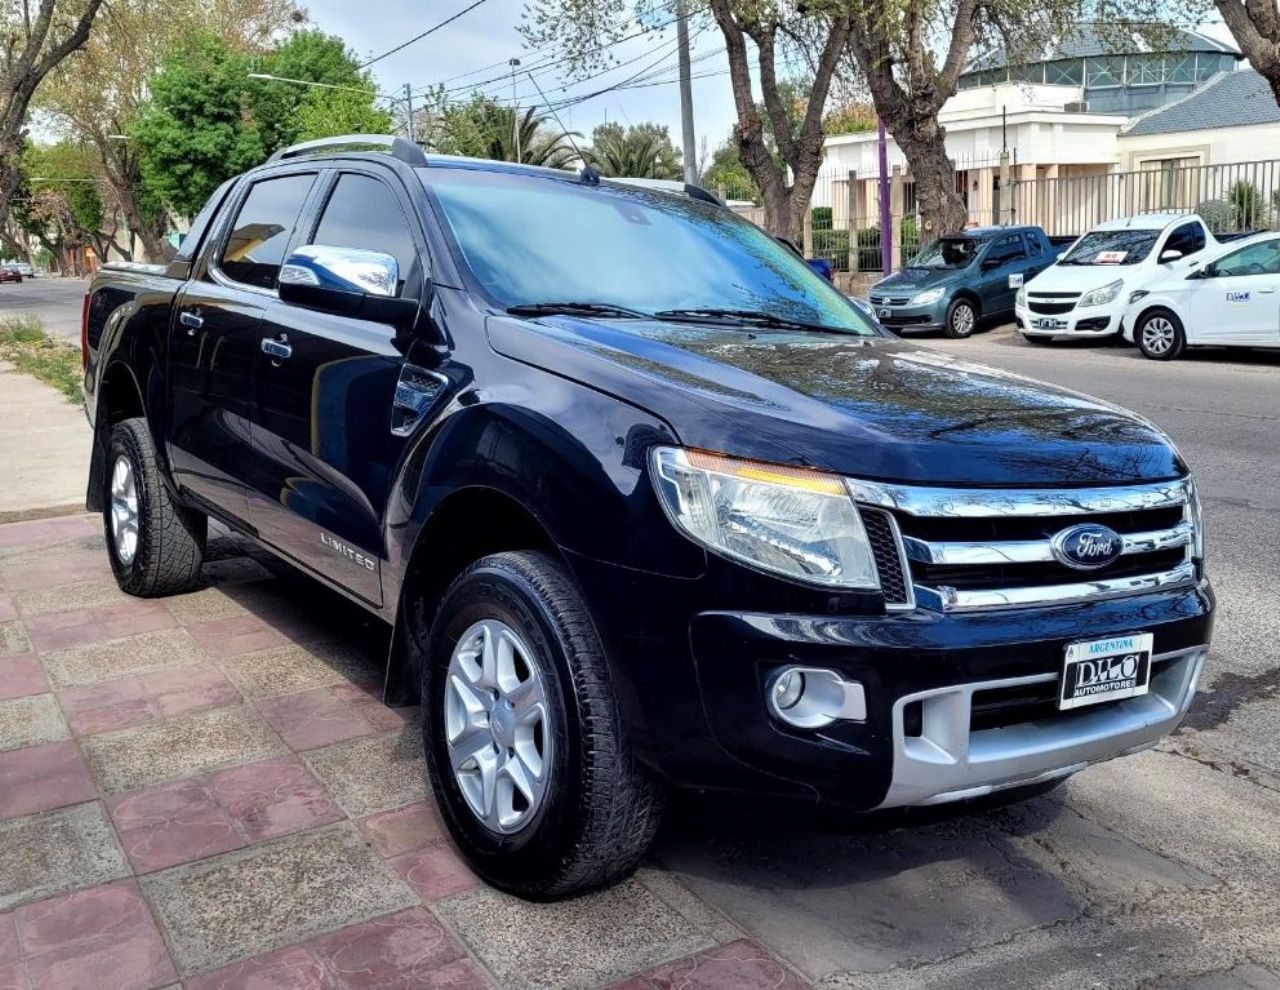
[179,311,203,335]
[260,336,292,363]
[1259,287,1276,294]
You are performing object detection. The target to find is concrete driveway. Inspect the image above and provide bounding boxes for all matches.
[0,277,90,341]
[1,331,1278,989]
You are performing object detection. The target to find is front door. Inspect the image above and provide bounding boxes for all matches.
[1187,238,1280,345]
[167,171,317,522]
[244,168,434,606]
[977,233,1027,316]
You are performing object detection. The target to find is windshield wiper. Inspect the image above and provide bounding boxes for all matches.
[507,301,649,319]
[653,308,854,334]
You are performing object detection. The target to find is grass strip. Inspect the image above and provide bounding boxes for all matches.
[0,316,83,404]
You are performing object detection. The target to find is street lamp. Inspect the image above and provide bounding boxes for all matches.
[509,59,521,163]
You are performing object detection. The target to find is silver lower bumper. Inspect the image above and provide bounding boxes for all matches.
[876,646,1206,809]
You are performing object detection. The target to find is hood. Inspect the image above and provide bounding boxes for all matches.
[1027,263,1150,294]
[872,266,964,294]
[486,316,1184,486]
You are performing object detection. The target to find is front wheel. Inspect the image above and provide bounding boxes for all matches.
[944,298,977,338]
[421,551,664,900]
[1137,310,1185,360]
[104,418,206,596]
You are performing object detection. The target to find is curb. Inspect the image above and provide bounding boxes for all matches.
[0,502,89,526]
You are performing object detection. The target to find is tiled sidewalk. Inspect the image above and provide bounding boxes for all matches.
[0,514,803,990]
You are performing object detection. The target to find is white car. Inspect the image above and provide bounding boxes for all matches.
[2,260,33,277]
[1124,232,1280,360]
[1015,213,1223,345]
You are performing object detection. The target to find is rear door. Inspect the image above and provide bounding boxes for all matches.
[168,171,317,521]
[1185,238,1280,345]
[244,167,431,606]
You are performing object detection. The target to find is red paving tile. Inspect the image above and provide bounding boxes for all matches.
[309,908,479,989]
[57,663,240,735]
[0,962,25,990]
[14,880,177,990]
[108,777,244,874]
[188,613,289,659]
[0,655,49,700]
[357,801,444,858]
[0,741,96,820]
[0,555,113,593]
[0,594,15,623]
[257,687,377,751]
[389,845,480,903]
[0,915,17,963]
[331,682,418,731]
[0,516,98,550]
[609,940,811,990]
[24,600,175,652]
[184,944,337,990]
[208,756,343,842]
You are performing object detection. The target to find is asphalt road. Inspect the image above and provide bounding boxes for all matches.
[0,275,90,341]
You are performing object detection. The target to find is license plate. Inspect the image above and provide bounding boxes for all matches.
[1032,317,1067,330]
[878,308,891,319]
[1059,633,1153,710]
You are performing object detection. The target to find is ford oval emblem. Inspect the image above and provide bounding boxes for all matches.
[1051,524,1123,570]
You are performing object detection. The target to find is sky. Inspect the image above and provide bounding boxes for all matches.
[302,0,743,168]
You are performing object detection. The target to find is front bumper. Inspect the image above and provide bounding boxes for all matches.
[870,298,947,332]
[1016,304,1119,337]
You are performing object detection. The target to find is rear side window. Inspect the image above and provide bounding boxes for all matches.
[309,173,420,296]
[1165,222,1206,258]
[1024,232,1043,256]
[219,174,315,290]
[1213,238,1280,276]
[990,234,1026,264]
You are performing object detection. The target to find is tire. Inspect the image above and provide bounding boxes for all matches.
[944,298,977,338]
[1137,309,1185,361]
[422,551,664,900]
[104,418,206,596]
[1021,334,1054,346]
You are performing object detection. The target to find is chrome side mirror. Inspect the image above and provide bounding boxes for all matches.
[280,244,399,297]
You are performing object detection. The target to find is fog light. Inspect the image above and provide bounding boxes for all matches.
[765,666,867,730]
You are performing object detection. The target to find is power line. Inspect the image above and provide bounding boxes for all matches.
[359,0,493,69]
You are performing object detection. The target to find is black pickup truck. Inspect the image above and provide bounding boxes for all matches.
[82,135,1213,900]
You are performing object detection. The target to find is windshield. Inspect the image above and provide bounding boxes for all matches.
[909,237,982,270]
[423,168,877,334]
[1060,229,1159,266]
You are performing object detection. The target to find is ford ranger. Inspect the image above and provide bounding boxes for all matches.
[868,225,1074,337]
[82,136,1213,901]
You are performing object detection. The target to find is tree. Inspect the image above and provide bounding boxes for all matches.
[425,92,579,168]
[700,138,757,201]
[293,88,394,142]
[1215,0,1280,106]
[587,122,682,178]
[38,0,302,261]
[131,33,267,219]
[521,0,850,240]
[0,0,105,236]
[16,142,110,274]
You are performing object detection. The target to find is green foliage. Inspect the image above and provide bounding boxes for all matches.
[700,139,758,204]
[293,88,393,142]
[426,93,578,169]
[0,317,83,404]
[131,33,266,218]
[1228,180,1269,229]
[586,122,681,179]
[17,142,104,245]
[1197,199,1240,234]
[811,206,833,229]
[823,101,877,136]
[812,227,850,270]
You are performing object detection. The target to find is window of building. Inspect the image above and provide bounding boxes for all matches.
[1011,63,1045,84]
[1129,55,1163,86]
[1085,56,1124,88]
[1195,53,1230,80]
[1166,54,1196,83]
[1045,59,1084,85]
[310,173,420,296]
[218,173,315,290]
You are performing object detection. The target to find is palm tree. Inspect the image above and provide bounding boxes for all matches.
[586,125,682,180]
[485,106,579,170]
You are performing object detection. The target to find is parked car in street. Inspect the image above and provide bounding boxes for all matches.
[1015,212,1250,345]
[1124,231,1280,359]
[3,260,34,278]
[868,226,1073,338]
[81,135,1212,901]
[0,265,23,283]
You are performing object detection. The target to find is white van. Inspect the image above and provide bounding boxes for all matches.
[1014,213,1226,344]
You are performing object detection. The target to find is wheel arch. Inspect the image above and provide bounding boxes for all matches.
[951,289,981,315]
[86,360,146,512]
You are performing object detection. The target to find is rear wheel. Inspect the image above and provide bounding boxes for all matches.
[421,551,664,900]
[1137,310,1185,360]
[944,298,977,338]
[104,418,206,596]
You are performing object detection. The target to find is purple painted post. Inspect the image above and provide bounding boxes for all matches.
[877,118,892,275]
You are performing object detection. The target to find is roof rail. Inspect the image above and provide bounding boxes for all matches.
[267,134,427,167]
[603,176,726,207]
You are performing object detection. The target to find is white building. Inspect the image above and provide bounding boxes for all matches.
[816,25,1278,237]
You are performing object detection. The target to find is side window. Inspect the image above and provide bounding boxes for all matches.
[991,234,1026,264]
[1213,239,1280,277]
[1024,232,1043,256]
[1165,222,1206,258]
[218,174,315,290]
[310,173,420,296]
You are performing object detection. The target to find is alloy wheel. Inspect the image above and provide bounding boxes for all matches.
[444,619,553,834]
[109,454,140,564]
[1142,317,1175,356]
[952,304,975,336]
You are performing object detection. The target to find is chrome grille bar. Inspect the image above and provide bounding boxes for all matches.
[903,521,1192,566]
[846,478,1190,518]
[916,561,1197,612]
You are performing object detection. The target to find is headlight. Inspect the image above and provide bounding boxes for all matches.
[909,287,945,306]
[1128,290,1149,305]
[1016,286,1027,308]
[649,447,879,589]
[1080,279,1124,307]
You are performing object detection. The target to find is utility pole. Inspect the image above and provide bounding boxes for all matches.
[676,0,697,185]
[509,58,522,163]
[404,82,416,143]
[878,118,892,275]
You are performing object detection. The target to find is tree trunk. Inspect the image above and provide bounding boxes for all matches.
[893,123,967,236]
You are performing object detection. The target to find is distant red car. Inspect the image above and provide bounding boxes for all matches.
[0,267,22,283]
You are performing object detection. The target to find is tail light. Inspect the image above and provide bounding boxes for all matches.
[80,293,90,369]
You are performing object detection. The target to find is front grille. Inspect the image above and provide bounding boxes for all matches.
[870,295,911,307]
[848,478,1199,612]
[862,508,910,606]
[1029,300,1076,315]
